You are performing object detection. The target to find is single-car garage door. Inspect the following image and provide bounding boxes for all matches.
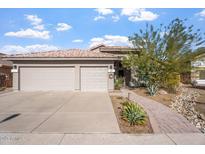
[20,67,75,91]
[81,66,108,91]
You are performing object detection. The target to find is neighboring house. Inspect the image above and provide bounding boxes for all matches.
[191,53,205,86]
[0,53,13,87]
[4,45,137,91]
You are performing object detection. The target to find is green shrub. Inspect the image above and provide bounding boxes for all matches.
[114,77,124,90]
[163,74,180,93]
[121,101,147,125]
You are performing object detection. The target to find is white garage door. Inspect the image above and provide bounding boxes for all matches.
[81,67,108,91]
[20,67,75,91]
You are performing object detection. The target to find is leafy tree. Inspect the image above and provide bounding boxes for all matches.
[123,18,205,94]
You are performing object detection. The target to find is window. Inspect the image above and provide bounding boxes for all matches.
[199,70,205,79]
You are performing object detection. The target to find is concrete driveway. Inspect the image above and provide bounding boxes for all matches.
[0,91,120,133]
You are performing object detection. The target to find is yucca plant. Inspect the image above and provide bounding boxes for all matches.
[122,101,147,125]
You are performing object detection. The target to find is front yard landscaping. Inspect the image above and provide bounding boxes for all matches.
[110,95,153,134]
[131,85,205,133]
[132,87,176,107]
[132,85,205,115]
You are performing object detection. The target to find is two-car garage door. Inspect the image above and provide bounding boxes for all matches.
[20,67,75,91]
[19,66,108,91]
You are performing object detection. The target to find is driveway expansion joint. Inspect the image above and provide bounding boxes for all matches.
[58,134,66,145]
[165,133,177,145]
[30,93,77,133]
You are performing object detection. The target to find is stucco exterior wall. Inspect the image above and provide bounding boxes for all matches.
[12,60,114,91]
[12,72,18,90]
[191,55,205,82]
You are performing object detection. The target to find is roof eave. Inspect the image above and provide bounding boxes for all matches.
[3,57,121,61]
[0,64,12,68]
[99,47,139,52]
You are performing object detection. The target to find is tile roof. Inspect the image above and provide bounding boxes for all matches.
[0,59,12,67]
[0,53,13,66]
[102,46,132,49]
[7,49,118,58]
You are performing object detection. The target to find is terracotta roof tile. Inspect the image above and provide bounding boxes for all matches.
[7,49,118,58]
[0,59,12,66]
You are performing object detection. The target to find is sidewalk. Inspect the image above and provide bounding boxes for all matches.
[0,133,204,145]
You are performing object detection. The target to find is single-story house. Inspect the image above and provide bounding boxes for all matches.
[0,53,13,87]
[191,52,205,86]
[4,45,138,91]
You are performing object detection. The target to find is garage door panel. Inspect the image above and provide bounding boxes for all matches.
[81,67,108,91]
[20,67,75,91]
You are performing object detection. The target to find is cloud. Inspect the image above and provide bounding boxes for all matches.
[121,8,159,22]
[94,16,105,21]
[94,8,116,22]
[112,15,120,22]
[195,9,205,20]
[0,44,59,54]
[94,8,120,22]
[4,15,50,40]
[196,9,205,17]
[72,39,83,43]
[5,28,50,39]
[25,14,42,26]
[33,25,44,30]
[25,14,45,30]
[89,35,131,47]
[95,8,113,15]
[56,23,72,31]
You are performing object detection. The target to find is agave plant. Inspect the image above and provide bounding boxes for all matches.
[122,101,147,126]
[146,83,159,96]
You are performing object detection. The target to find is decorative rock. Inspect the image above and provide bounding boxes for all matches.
[171,87,205,133]
[196,123,201,129]
[158,89,168,95]
[199,114,205,120]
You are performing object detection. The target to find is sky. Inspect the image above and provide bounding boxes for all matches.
[0,8,205,54]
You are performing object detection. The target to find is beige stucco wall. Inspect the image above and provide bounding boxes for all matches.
[12,60,114,91]
[191,55,205,82]
[12,72,18,90]
[191,67,205,81]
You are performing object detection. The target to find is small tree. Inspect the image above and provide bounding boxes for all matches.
[123,18,205,95]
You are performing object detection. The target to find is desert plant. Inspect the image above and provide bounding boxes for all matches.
[114,77,124,90]
[163,73,181,93]
[122,101,147,125]
[146,83,159,96]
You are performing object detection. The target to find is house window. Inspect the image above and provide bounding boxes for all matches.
[199,70,205,79]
